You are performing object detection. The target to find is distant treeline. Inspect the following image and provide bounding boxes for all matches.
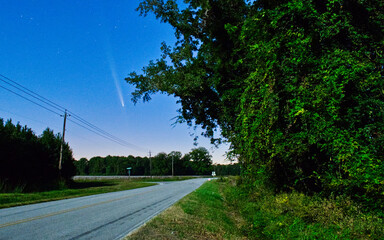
[74,147,213,176]
[0,119,76,192]
[74,147,239,176]
[213,164,240,176]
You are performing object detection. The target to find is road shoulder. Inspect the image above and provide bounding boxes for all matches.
[124,179,246,240]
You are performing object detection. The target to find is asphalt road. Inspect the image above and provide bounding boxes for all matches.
[0,178,207,240]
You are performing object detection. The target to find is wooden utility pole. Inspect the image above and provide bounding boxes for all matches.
[59,110,68,171]
[149,151,152,176]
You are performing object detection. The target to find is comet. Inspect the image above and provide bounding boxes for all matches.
[106,47,125,108]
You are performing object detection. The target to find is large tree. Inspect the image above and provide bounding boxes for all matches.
[127,0,384,207]
[187,147,213,175]
[127,0,248,144]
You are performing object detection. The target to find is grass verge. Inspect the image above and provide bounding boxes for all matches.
[126,177,384,240]
[225,178,384,239]
[0,179,156,209]
[125,179,246,240]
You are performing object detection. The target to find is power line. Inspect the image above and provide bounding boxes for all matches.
[68,112,141,149]
[67,118,144,151]
[0,84,62,116]
[0,74,66,112]
[0,74,146,152]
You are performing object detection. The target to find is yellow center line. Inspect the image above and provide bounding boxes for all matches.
[0,189,156,229]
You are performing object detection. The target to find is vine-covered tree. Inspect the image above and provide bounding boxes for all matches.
[126,0,384,208]
[236,0,384,205]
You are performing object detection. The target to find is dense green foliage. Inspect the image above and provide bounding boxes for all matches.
[223,177,384,239]
[127,0,384,209]
[0,119,76,192]
[236,0,384,209]
[74,147,214,176]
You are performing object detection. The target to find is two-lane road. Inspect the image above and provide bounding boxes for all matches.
[0,178,207,240]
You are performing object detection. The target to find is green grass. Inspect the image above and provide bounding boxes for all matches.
[126,177,384,240]
[223,177,384,240]
[125,179,245,240]
[0,179,156,209]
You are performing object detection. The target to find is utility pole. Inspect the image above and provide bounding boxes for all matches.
[172,155,174,176]
[149,150,152,176]
[59,110,68,171]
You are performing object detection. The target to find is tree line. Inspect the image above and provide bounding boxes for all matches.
[127,0,384,209]
[74,147,237,176]
[0,119,76,192]
[0,117,238,192]
[213,164,241,177]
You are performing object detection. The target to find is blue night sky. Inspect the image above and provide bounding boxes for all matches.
[0,0,229,163]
